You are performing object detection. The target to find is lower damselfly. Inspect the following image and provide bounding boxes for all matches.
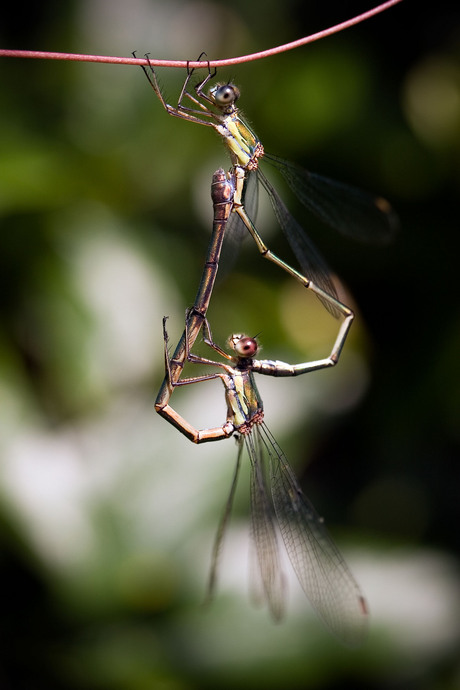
[138,53,398,312]
[160,318,367,646]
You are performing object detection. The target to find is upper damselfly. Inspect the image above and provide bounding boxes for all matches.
[138,54,398,312]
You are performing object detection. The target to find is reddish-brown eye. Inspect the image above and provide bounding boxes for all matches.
[234,336,258,358]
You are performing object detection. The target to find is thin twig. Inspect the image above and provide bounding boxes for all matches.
[0,0,403,68]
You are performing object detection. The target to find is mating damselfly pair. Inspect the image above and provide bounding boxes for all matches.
[138,55,396,645]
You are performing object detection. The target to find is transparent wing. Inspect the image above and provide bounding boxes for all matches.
[259,424,368,646]
[257,168,341,315]
[216,169,258,281]
[239,168,260,233]
[246,429,286,621]
[205,437,243,605]
[220,169,259,275]
[264,153,398,243]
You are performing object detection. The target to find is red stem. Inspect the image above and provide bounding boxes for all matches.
[0,0,403,69]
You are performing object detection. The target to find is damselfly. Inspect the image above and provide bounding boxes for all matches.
[159,317,367,646]
[138,54,397,311]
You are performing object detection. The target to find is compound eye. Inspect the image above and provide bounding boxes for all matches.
[234,336,258,358]
[213,84,239,105]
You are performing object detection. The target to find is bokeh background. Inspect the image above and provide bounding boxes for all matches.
[1,1,459,688]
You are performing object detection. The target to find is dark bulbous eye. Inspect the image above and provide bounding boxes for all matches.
[213,84,239,106]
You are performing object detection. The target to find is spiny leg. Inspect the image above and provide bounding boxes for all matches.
[136,52,217,125]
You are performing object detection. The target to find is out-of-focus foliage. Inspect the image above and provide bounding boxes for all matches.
[1,1,459,689]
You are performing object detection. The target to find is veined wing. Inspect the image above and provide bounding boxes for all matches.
[257,167,340,314]
[221,168,259,272]
[205,437,243,604]
[259,424,368,646]
[246,428,286,622]
[264,153,398,243]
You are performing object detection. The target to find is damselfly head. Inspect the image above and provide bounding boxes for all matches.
[209,83,240,109]
[228,334,259,359]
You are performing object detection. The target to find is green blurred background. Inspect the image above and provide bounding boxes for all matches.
[1,1,459,688]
